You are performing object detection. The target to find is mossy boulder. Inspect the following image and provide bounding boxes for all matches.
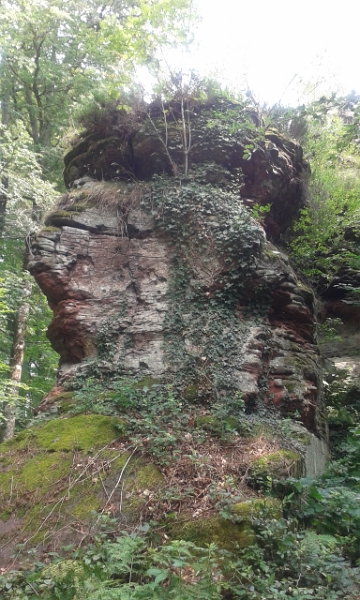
[169,499,281,550]
[169,515,255,550]
[2,414,124,452]
[0,415,162,564]
[232,498,281,519]
[249,449,301,489]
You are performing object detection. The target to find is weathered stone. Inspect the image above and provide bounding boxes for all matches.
[287,423,329,477]
[29,191,324,437]
[62,100,308,241]
[27,102,325,438]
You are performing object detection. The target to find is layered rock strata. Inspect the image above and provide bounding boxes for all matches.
[27,101,325,436]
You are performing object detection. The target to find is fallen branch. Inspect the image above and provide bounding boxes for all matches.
[100,446,138,517]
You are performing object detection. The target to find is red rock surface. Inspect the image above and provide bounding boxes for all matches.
[28,206,323,436]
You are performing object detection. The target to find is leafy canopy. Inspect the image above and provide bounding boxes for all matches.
[0,0,193,152]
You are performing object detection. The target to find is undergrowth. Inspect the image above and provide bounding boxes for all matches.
[1,506,359,599]
[3,373,360,598]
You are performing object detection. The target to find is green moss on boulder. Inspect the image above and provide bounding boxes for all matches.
[0,415,163,557]
[195,415,241,437]
[169,515,255,550]
[249,449,301,488]
[19,452,72,493]
[232,498,281,519]
[184,384,199,401]
[135,463,163,489]
[133,377,161,390]
[1,414,123,452]
[33,414,122,451]
[169,499,281,551]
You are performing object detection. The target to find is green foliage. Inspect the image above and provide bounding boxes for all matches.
[22,286,59,410]
[68,379,196,462]
[0,272,58,426]
[0,0,194,155]
[323,366,360,452]
[289,115,360,293]
[1,516,359,599]
[248,450,300,492]
[0,118,59,431]
[65,374,264,465]
[327,427,360,488]
[137,162,264,403]
[0,121,58,222]
[278,475,360,567]
[0,536,224,599]
[251,203,271,219]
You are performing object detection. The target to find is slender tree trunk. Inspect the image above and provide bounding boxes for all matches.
[0,179,8,238]
[0,278,32,442]
[180,96,191,175]
[0,77,10,238]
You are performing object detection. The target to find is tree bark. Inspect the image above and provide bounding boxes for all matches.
[0,278,32,442]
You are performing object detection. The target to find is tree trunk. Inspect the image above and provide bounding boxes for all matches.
[0,78,9,238]
[0,178,8,238]
[0,278,32,442]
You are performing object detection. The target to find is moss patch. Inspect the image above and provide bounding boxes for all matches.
[184,384,199,401]
[287,424,312,446]
[169,515,255,550]
[135,463,163,489]
[69,482,102,519]
[195,415,251,437]
[99,456,163,518]
[250,449,301,486]
[56,392,76,413]
[32,414,123,452]
[282,379,300,393]
[233,498,281,519]
[0,471,14,498]
[0,415,163,554]
[19,453,71,493]
[133,377,161,389]
[0,415,124,452]
[1,429,37,451]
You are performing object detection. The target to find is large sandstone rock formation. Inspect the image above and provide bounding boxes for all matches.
[27,99,325,437]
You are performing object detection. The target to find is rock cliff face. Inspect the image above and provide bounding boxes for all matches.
[27,99,325,437]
